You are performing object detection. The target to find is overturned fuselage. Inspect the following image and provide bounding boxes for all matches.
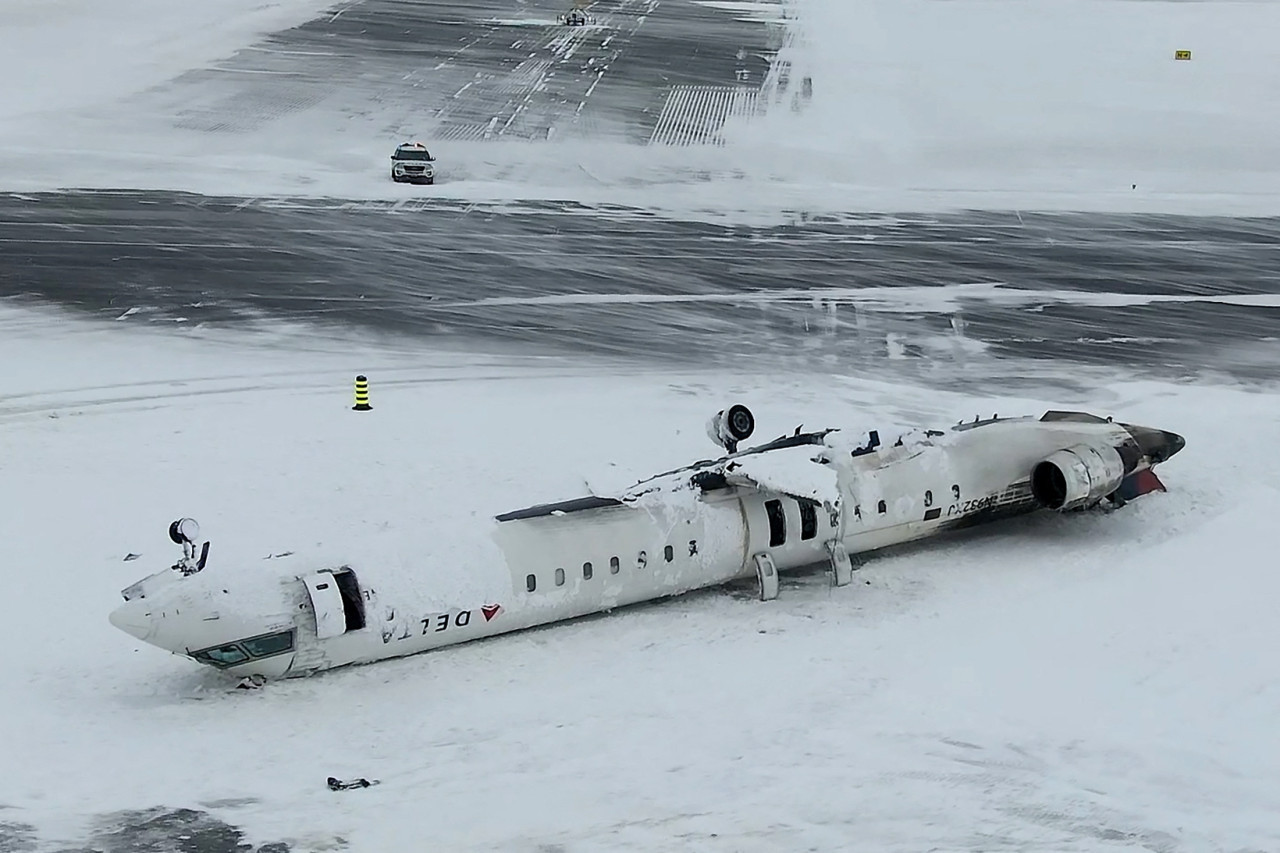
[109,408,1184,679]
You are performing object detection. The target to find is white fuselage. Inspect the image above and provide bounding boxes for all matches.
[109,413,1172,678]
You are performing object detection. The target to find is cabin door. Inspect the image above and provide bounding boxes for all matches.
[302,571,347,640]
[741,494,835,571]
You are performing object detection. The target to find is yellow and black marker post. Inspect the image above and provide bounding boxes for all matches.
[352,375,372,411]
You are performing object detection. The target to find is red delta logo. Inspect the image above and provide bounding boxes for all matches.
[481,604,502,622]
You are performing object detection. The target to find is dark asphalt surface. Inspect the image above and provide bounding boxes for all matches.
[3,191,1279,384]
[142,0,777,143]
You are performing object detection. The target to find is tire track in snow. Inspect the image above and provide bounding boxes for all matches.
[0,362,620,424]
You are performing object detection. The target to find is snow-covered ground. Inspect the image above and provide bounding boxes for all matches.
[2,0,1280,216]
[0,0,340,119]
[2,0,1278,848]
[2,303,1278,850]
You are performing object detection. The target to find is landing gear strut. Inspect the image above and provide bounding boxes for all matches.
[168,517,210,576]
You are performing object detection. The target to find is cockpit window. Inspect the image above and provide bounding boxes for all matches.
[241,630,296,659]
[191,644,249,667]
[190,630,295,668]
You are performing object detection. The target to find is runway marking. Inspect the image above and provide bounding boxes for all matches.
[429,0,648,141]
[583,68,606,101]
[649,85,758,146]
[205,67,301,76]
[425,285,1280,311]
[326,0,365,24]
[428,284,1001,310]
[433,26,502,71]
[243,47,337,57]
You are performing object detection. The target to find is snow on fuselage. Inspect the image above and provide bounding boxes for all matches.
[108,411,1184,679]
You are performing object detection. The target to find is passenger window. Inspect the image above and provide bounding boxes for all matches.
[664,545,674,562]
[952,484,961,500]
[526,574,536,593]
[637,550,647,569]
[766,499,786,546]
[798,500,817,540]
[241,631,295,659]
[583,561,593,580]
[554,567,565,586]
[610,556,620,574]
[924,490,933,507]
[877,500,887,514]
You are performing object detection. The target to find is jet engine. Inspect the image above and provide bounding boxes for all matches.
[1030,443,1126,511]
[706,404,755,453]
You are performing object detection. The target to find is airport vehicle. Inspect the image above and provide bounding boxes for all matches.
[109,405,1184,680]
[390,141,435,184]
[560,6,592,25]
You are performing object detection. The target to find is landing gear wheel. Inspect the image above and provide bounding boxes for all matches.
[725,404,755,442]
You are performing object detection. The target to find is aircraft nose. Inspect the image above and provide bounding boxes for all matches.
[1123,424,1186,464]
[109,600,156,643]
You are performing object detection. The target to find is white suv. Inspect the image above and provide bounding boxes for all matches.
[390,141,436,184]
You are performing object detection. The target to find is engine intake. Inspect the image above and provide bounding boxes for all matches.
[1031,444,1125,511]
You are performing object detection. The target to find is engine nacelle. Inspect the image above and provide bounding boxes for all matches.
[1031,443,1125,511]
[706,404,755,453]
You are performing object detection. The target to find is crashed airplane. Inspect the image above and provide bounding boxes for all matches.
[109,405,1184,680]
